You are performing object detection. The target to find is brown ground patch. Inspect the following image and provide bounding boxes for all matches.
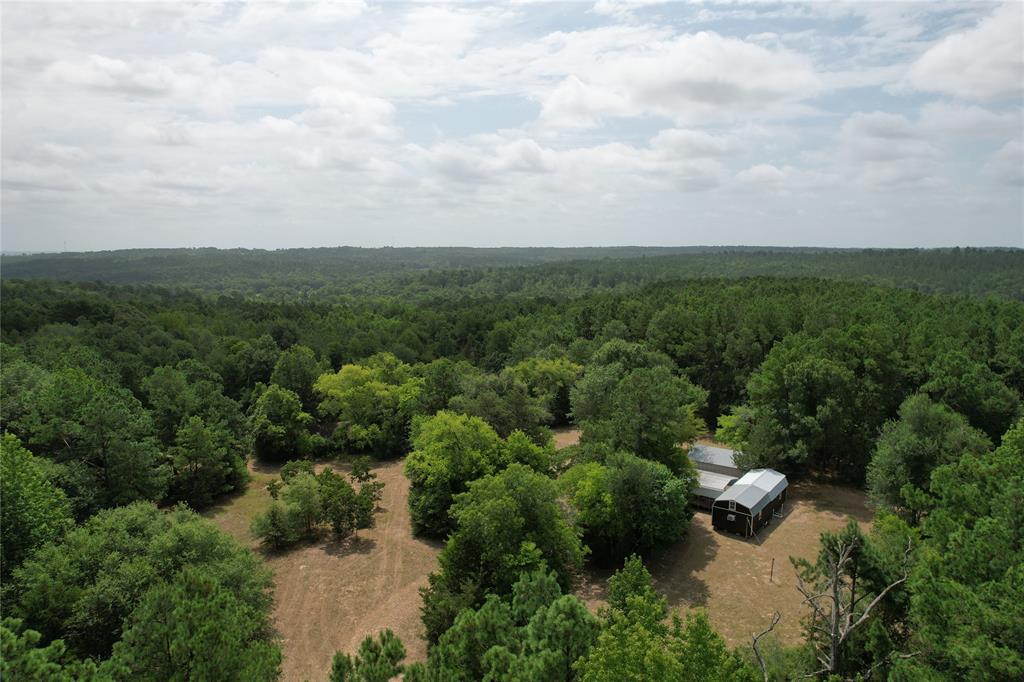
[552,426,581,449]
[205,460,440,682]
[574,482,872,648]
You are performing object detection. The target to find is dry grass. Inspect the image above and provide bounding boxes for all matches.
[205,435,869,679]
[552,426,581,449]
[574,482,872,648]
[205,460,441,682]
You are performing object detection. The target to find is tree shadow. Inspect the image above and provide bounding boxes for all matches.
[788,482,873,525]
[650,519,715,608]
[575,517,716,610]
[323,535,378,557]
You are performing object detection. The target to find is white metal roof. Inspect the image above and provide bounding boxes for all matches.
[713,468,788,516]
[695,469,737,498]
[689,444,740,470]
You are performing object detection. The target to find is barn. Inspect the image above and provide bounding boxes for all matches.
[689,444,743,511]
[711,468,788,537]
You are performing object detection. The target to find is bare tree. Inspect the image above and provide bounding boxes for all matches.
[751,611,781,682]
[791,520,910,677]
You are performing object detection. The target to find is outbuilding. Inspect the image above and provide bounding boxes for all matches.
[689,444,743,510]
[711,468,788,537]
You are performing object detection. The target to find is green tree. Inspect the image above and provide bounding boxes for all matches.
[410,570,597,682]
[250,500,302,550]
[329,629,406,682]
[572,342,706,473]
[9,503,273,660]
[867,394,989,521]
[605,554,668,629]
[315,355,424,456]
[168,416,247,509]
[900,418,1024,679]
[271,344,324,411]
[0,619,103,682]
[0,433,72,580]
[450,372,552,445]
[106,568,281,681]
[578,558,756,681]
[249,384,312,461]
[404,411,504,538]
[23,367,168,513]
[281,472,323,538]
[421,464,584,643]
[318,469,375,539]
[505,357,582,425]
[922,350,1021,442]
[561,453,694,562]
[741,327,903,482]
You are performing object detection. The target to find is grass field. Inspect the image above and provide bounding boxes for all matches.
[205,460,441,682]
[206,445,870,680]
[574,481,872,648]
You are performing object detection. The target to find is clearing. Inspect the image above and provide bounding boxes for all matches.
[205,460,441,682]
[574,481,872,648]
[206,440,870,680]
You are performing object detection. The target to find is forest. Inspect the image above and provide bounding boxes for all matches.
[4,246,1023,300]
[1,247,1022,681]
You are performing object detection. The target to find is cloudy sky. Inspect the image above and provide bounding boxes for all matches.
[2,1,1022,251]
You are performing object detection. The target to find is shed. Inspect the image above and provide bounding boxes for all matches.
[711,469,788,537]
[688,443,744,510]
[688,443,743,477]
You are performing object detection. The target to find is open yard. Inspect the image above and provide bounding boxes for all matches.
[574,481,873,648]
[205,460,441,682]
[206,444,870,681]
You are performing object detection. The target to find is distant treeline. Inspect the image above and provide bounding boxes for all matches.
[3,246,1022,300]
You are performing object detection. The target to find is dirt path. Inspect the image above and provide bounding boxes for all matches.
[575,482,872,648]
[206,460,440,682]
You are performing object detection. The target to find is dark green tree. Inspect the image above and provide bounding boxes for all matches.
[867,394,989,521]
[420,464,584,643]
[271,344,324,411]
[329,629,406,682]
[0,433,72,580]
[0,619,103,681]
[922,350,1021,442]
[106,568,281,681]
[249,384,312,461]
[450,372,552,445]
[9,503,272,660]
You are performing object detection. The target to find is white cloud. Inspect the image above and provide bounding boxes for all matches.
[651,128,741,158]
[838,111,941,189]
[907,2,1024,100]
[985,139,1024,186]
[1,1,1021,250]
[735,163,837,193]
[918,101,1023,138]
[538,30,820,128]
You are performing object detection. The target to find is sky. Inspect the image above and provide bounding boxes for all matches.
[2,1,1022,252]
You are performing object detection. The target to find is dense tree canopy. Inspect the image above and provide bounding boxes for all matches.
[561,452,695,563]
[0,433,72,580]
[867,394,989,520]
[2,248,1023,681]
[7,503,273,661]
[571,340,706,473]
[420,464,584,643]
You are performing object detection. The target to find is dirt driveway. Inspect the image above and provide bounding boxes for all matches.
[206,460,440,682]
[575,482,872,648]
